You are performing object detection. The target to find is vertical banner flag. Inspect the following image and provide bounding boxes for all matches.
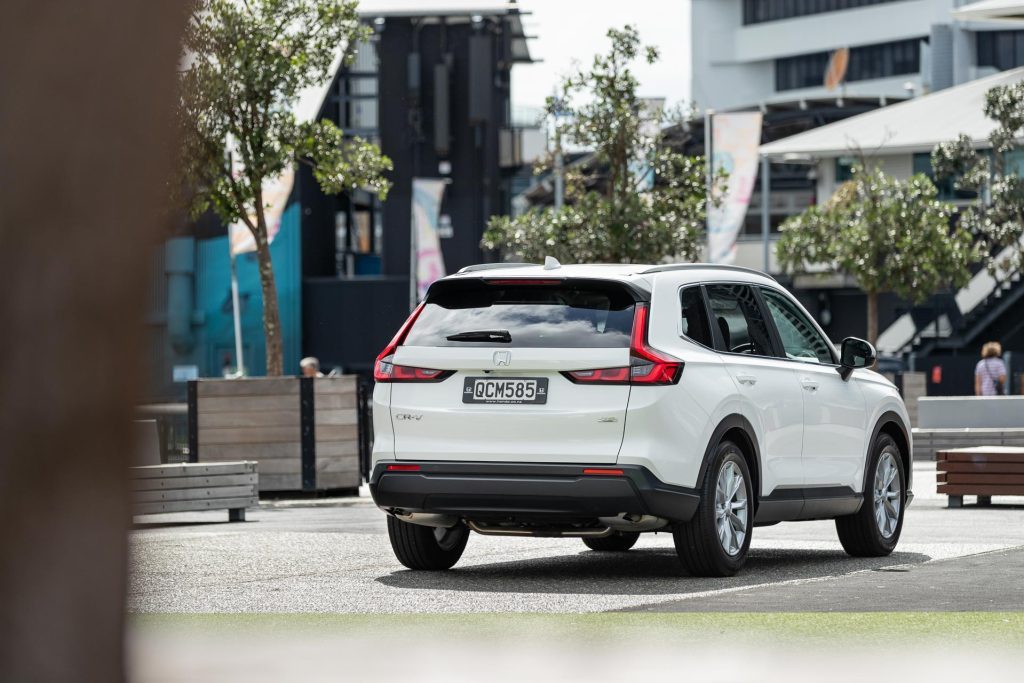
[412,178,447,300]
[229,166,295,255]
[707,112,763,264]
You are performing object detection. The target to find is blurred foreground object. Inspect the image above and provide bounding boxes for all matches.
[0,1,186,680]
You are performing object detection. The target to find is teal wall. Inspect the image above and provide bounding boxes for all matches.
[194,203,303,377]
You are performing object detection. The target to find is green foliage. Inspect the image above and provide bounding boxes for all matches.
[777,166,978,342]
[178,0,392,231]
[933,82,1024,270]
[177,0,392,375]
[482,26,713,264]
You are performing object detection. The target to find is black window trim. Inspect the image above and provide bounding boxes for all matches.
[676,284,718,352]
[758,285,840,367]
[700,282,787,362]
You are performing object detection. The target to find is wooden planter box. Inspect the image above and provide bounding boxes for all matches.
[187,377,360,493]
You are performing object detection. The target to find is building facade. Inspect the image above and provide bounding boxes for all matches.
[147,2,535,400]
[688,0,1024,359]
[692,0,1020,112]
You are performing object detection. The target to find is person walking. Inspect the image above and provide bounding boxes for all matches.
[974,341,1007,396]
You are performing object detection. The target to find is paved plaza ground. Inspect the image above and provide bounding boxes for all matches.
[129,462,1024,614]
[128,461,1024,681]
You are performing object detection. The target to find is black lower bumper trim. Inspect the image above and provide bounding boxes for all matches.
[369,462,700,523]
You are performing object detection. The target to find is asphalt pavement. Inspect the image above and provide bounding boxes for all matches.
[128,461,1024,614]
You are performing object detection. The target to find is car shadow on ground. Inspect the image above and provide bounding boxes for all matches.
[131,520,238,529]
[375,547,931,596]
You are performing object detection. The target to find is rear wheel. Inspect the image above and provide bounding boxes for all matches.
[582,531,640,552]
[673,441,753,577]
[387,516,469,570]
[836,434,905,557]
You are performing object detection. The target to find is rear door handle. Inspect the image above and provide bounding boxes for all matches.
[801,377,819,392]
[736,374,758,386]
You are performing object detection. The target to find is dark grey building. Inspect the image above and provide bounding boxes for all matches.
[302,1,535,373]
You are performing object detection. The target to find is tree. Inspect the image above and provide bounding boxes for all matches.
[933,81,1024,273]
[178,0,391,376]
[482,26,713,264]
[776,165,978,345]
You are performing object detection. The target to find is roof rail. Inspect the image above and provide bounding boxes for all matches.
[457,262,540,274]
[639,263,776,281]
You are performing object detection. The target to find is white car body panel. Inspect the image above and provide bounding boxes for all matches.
[371,263,912,504]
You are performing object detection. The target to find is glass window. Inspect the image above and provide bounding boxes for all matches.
[405,282,636,348]
[761,288,835,364]
[744,0,903,26]
[977,30,1024,70]
[680,286,714,348]
[705,284,776,357]
[835,157,855,183]
[912,153,977,201]
[776,38,921,92]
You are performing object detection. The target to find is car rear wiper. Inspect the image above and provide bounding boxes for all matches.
[446,330,512,343]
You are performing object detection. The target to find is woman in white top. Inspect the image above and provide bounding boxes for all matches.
[974,341,1007,396]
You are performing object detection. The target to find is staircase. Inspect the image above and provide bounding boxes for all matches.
[875,240,1024,357]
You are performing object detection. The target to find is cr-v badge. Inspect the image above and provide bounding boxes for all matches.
[493,351,511,367]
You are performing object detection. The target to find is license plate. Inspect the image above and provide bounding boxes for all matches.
[463,377,548,405]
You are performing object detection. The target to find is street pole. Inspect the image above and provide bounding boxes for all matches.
[553,126,564,211]
[704,108,715,258]
[228,232,245,376]
[409,200,418,312]
[761,155,771,273]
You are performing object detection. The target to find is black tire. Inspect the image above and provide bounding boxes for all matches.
[673,441,753,577]
[836,433,905,557]
[582,531,640,552]
[386,516,469,570]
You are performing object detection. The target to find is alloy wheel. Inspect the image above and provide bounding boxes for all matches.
[873,451,901,538]
[715,461,748,556]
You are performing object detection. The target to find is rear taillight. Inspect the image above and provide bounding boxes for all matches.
[561,303,682,386]
[373,303,453,383]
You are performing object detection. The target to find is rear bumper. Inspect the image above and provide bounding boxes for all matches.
[369,461,700,523]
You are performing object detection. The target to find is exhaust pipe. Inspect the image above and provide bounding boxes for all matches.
[597,513,668,532]
[390,510,459,528]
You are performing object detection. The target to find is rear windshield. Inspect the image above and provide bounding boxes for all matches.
[404,281,636,348]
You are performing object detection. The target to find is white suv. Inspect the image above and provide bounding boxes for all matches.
[370,263,913,576]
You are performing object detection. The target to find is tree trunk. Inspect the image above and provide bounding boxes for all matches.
[866,289,879,347]
[253,214,284,376]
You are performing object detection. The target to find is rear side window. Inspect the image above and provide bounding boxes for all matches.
[680,286,714,347]
[705,284,775,357]
[404,281,636,348]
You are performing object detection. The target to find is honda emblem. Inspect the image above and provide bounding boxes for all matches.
[493,351,511,367]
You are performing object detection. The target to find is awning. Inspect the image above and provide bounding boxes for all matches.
[759,68,1024,160]
[953,0,1024,22]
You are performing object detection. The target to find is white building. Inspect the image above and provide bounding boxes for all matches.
[692,0,1023,112]
[759,67,1024,357]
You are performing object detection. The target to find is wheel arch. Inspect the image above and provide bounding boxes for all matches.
[698,414,762,504]
[863,411,911,495]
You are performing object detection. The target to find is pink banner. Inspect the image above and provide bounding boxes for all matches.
[707,112,763,264]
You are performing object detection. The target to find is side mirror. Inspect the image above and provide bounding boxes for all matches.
[838,337,876,380]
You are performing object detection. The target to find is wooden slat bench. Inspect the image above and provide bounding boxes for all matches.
[129,461,258,521]
[936,447,1024,508]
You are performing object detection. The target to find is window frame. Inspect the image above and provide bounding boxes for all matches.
[700,282,785,361]
[758,286,839,366]
[676,284,718,351]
